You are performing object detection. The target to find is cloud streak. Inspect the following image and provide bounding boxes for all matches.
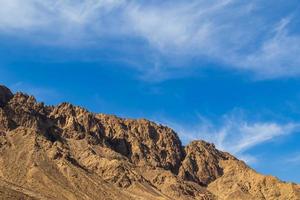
[0,0,300,79]
[160,113,300,163]
[286,154,300,164]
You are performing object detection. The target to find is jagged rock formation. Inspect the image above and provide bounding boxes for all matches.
[0,84,299,200]
[178,141,236,186]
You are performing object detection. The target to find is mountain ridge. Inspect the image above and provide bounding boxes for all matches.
[0,84,299,200]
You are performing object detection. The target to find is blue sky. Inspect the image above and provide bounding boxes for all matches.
[1,0,300,183]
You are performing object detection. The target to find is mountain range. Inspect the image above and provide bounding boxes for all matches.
[0,84,299,200]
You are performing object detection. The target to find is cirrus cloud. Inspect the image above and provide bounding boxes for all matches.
[0,0,299,80]
[158,112,300,164]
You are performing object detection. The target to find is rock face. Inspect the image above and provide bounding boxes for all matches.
[178,141,236,186]
[0,84,299,200]
[0,85,13,107]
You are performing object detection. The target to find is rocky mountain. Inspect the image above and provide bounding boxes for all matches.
[0,84,299,200]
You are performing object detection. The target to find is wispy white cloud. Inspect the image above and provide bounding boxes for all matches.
[0,0,126,44]
[238,16,300,78]
[285,152,300,165]
[0,0,124,29]
[0,0,299,80]
[158,112,300,164]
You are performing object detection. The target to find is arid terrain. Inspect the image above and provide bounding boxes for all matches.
[0,84,299,200]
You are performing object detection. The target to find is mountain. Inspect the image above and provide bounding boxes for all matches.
[0,84,299,200]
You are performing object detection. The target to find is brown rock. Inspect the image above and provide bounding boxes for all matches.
[97,114,183,173]
[208,159,300,200]
[178,140,235,186]
[0,85,13,107]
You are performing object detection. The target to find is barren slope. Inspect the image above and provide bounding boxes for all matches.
[0,85,299,200]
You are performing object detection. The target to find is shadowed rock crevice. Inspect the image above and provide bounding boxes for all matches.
[0,85,13,107]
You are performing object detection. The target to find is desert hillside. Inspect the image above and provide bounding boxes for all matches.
[0,85,299,200]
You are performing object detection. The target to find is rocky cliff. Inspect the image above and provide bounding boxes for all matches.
[0,85,299,200]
